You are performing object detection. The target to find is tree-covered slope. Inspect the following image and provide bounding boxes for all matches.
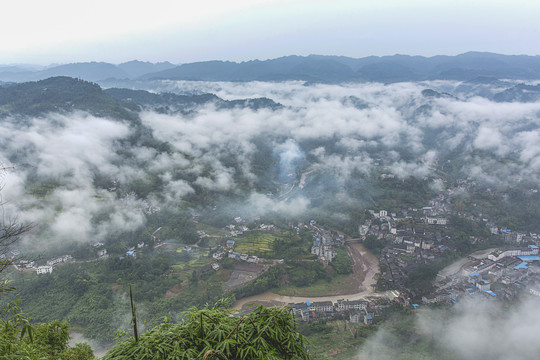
[0,76,139,119]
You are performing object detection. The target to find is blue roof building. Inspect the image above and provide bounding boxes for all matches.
[518,256,540,262]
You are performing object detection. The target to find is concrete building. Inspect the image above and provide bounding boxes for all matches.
[36,265,53,275]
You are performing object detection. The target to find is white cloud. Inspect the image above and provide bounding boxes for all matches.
[3,80,540,249]
[358,298,540,360]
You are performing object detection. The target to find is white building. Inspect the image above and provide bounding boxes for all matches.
[36,265,53,275]
[46,255,73,267]
[425,216,448,225]
[488,246,539,262]
[337,299,368,311]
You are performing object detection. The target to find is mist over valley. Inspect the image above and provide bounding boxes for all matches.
[3,62,540,358]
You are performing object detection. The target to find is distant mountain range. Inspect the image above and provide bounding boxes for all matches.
[0,60,176,83]
[1,52,540,84]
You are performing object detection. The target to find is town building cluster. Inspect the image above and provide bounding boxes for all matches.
[13,254,73,275]
[289,297,392,325]
[358,179,540,307]
[211,239,260,265]
[426,245,540,305]
[308,220,344,264]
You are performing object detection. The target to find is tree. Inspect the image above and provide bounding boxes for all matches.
[0,166,95,359]
[104,301,312,360]
[331,247,353,274]
[1,165,33,284]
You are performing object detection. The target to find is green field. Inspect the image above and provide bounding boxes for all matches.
[195,223,229,236]
[303,321,376,359]
[233,231,278,257]
[173,247,211,269]
[276,274,352,297]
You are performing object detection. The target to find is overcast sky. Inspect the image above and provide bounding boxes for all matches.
[2,0,539,65]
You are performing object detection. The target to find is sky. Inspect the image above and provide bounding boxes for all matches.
[1,0,540,65]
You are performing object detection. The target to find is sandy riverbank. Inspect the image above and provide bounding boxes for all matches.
[233,242,396,310]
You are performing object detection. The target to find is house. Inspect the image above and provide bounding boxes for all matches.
[212,250,225,260]
[364,314,374,325]
[97,249,107,257]
[290,302,311,321]
[349,311,362,323]
[468,272,481,283]
[226,240,235,249]
[425,216,448,225]
[46,255,73,267]
[211,263,220,271]
[477,280,491,291]
[36,265,53,275]
[247,255,259,263]
[488,246,539,262]
[16,260,35,270]
[336,299,368,311]
[528,284,540,297]
[309,301,333,312]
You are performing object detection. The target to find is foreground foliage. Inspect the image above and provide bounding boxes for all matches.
[104,302,312,360]
[0,300,94,359]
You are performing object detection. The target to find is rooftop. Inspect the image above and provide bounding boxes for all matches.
[518,256,540,262]
[513,262,529,270]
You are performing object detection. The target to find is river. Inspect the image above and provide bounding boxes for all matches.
[233,242,398,310]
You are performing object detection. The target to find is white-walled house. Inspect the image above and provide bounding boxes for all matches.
[36,265,53,275]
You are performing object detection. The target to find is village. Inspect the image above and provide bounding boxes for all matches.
[8,176,540,323]
[288,296,392,325]
[357,177,540,309]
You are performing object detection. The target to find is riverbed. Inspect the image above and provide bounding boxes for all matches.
[232,242,396,310]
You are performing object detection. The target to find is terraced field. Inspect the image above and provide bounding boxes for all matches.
[233,231,277,257]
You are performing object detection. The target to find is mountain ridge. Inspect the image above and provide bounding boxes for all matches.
[2,52,540,84]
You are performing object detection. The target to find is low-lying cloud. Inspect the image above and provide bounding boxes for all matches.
[357,297,540,360]
[1,79,540,249]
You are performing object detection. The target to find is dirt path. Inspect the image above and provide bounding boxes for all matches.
[299,170,314,189]
[232,242,393,310]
